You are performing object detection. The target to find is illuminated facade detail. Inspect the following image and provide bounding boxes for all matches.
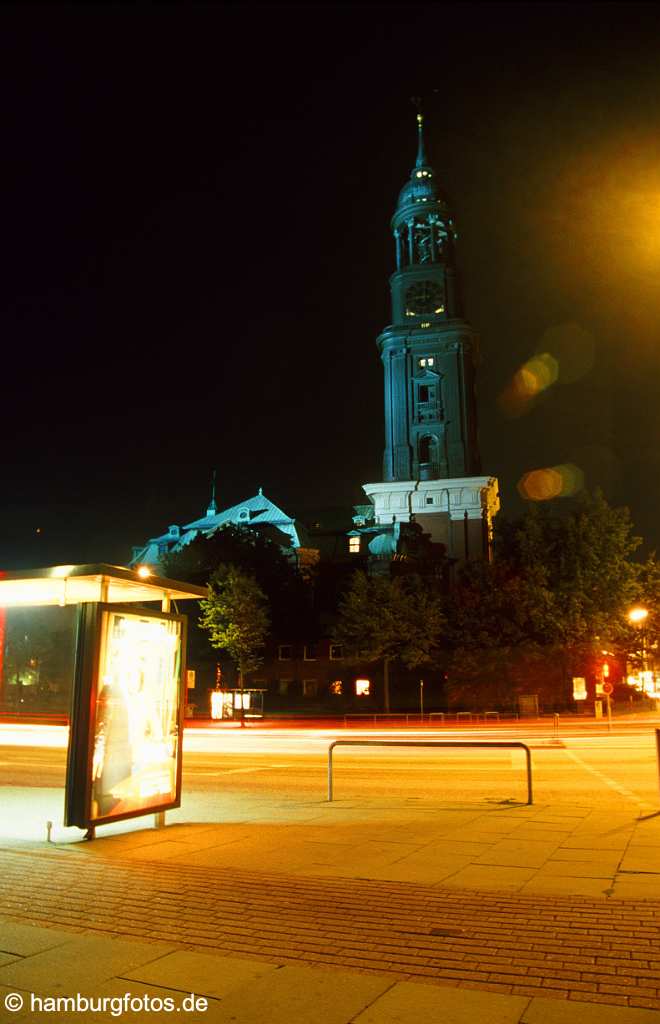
[130,487,316,573]
[330,680,343,695]
[381,113,481,483]
[359,114,500,560]
[348,535,361,554]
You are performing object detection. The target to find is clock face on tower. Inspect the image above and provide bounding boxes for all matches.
[405,280,445,316]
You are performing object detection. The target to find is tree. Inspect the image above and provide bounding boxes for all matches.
[446,491,643,708]
[163,524,309,635]
[333,571,446,711]
[199,566,270,726]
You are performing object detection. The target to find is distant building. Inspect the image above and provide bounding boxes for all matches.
[129,485,318,574]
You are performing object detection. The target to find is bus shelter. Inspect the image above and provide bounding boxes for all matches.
[210,687,266,721]
[0,564,207,838]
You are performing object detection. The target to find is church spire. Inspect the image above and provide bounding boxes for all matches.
[415,112,427,169]
[206,468,217,517]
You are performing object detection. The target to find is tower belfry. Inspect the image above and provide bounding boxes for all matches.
[361,115,499,560]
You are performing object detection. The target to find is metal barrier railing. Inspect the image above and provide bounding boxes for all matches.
[327,739,533,804]
[343,713,425,727]
[344,712,521,727]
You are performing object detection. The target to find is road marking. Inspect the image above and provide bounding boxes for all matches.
[562,747,655,811]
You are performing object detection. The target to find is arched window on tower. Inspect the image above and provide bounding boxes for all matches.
[418,434,439,480]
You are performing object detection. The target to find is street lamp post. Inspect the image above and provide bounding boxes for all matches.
[628,607,649,702]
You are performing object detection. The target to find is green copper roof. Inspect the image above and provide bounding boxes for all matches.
[392,113,448,229]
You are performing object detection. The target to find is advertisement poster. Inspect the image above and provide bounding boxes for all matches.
[90,610,182,822]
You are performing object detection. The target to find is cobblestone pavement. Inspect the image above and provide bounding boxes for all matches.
[2,846,660,1012]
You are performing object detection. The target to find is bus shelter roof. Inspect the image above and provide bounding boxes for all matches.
[0,563,207,607]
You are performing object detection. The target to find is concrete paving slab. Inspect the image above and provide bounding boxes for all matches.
[355,856,473,885]
[521,994,660,1023]
[123,950,279,999]
[0,919,75,957]
[0,935,174,996]
[475,839,560,868]
[550,848,621,865]
[560,835,632,851]
[509,826,574,842]
[627,835,660,848]
[197,963,393,1024]
[353,980,529,1024]
[611,876,660,899]
[534,859,613,879]
[117,841,205,861]
[520,875,611,897]
[440,865,536,890]
[620,850,660,872]
[0,984,35,1023]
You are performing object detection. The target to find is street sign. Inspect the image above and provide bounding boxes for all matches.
[602,681,613,695]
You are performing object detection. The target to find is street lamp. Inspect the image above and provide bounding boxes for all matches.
[627,606,650,700]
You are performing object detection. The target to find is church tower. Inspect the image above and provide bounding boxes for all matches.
[361,115,499,560]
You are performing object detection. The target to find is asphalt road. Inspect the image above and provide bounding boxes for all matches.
[1,723,659,815]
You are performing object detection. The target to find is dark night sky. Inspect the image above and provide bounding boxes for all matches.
[1,3,660,568]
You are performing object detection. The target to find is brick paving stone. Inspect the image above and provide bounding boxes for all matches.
[1,848,660,1011]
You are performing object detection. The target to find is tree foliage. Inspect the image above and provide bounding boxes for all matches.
[494,491,640,648]
[199,566,270,678]
[334,571,446,670]
[446,491,643,707]
[163,524,309,633]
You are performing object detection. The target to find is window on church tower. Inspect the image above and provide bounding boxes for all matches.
[349,536,360,554]
[419,356,435,368]
[419,385,429,403]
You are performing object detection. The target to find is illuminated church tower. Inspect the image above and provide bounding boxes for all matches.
[360,115,499,560]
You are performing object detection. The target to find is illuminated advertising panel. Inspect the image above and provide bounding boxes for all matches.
[66,604,185,829]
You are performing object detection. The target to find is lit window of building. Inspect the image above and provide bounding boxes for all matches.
[349,536,361,554]
[278,645,292,661]
[278,679,292,696]
[329,643,343,660]
[304,643,317,661]
[355,679,370,697]
[303,679,318,697]
[330,680,343,695]
[419,357,435,368]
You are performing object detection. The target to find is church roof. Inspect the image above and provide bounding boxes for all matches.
[183,489,295,531]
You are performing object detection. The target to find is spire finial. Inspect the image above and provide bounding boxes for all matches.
[206,468,217,517]
[410,96,427,168]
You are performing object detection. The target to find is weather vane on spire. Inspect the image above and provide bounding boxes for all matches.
[410,96,427,167]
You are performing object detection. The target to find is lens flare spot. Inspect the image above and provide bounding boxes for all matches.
[499,353,559,417]
[518,463,584,501]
